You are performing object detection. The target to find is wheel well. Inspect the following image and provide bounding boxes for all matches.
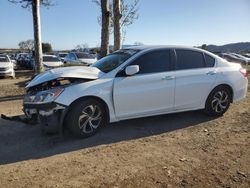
[66,96,110,123]
[209,84,234,102]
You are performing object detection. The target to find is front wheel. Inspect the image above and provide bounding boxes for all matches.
[204,86,232,116]
[65,99,107,138]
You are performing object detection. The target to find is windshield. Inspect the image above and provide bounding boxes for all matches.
[0,56,9,62]
[91,49,140,73]
[43,56,60,62]
[76,53,95,59]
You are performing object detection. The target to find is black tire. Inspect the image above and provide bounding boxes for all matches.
[65,99,107,138]
[204,86,232,116]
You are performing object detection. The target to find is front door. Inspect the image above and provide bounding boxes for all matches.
[113,49,175,119]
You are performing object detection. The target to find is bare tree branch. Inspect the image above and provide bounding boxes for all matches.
[93,0,139,41]
[8,0,55,8]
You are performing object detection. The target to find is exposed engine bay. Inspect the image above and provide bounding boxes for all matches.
[26,77,90,95]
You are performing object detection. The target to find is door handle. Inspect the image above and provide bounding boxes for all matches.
[206,71,216,75]
[162,76,175,80]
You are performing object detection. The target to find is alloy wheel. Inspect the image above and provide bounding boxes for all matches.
[78,105,102,133]
[211,90,229,113]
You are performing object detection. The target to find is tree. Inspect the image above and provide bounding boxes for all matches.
[75,43,89,51]
[100,0,111,58]
[113,0,121,51]
[201,44,207,50]
[119,0,139,44]
[94,0,139,51]
[9,0,53,73]
[42,42,52,53]
[134,41,144,46]
[18,39,34,52]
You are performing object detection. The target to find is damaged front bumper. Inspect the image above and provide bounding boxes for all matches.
[23,102,68,133]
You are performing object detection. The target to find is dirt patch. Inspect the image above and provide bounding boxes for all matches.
[0,75,249,187]
[0,77,29,102]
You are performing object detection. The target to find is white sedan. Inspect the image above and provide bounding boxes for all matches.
[64,52,97,65]
[23,46,248,138]
[42,55,63,70]
[0,54,15,78]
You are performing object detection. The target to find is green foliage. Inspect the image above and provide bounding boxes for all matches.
[201,44,207,50]
[42,43,53,53]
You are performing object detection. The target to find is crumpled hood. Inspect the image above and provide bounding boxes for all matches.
[26,66,104,88]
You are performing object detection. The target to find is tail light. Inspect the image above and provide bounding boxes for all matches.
[239,68,248,77]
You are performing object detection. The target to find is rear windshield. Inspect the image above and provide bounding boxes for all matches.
[0,56,9,62]
[76,53,95,59]
[43,56,60,62]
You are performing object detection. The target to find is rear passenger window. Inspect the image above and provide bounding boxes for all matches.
[204,54,215,67]
[176,50,205,70]
[131,50,172,74]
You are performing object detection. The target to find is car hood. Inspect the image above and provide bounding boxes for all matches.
[26,66,104,88]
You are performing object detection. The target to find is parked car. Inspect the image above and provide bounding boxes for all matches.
[23,46,248,138]
[16,53,29,67]
[221,53,247,65]
[232,53,250,65]
[56,53,68,62]
[64,52,97,65]
[0,54,15,78]
[23,54,34,70]
[242,53,250,58]
[43,55,63,70]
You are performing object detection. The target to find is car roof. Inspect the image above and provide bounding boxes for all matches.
[124,45,202,51]
[124,45,220,57]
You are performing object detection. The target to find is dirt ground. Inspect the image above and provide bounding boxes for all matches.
[0,73,249,188]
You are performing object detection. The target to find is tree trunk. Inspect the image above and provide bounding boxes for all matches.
[32,0,43,73]
[100,0,110,58]
[113,0,122,51]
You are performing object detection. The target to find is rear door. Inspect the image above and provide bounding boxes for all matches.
[174,49,217,110]
[113,49,175,119]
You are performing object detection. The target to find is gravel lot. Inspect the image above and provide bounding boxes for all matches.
[0,72,249,187]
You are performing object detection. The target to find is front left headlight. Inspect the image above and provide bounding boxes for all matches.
[24,87,64,104]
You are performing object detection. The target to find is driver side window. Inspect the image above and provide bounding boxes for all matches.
[130,49,172,74]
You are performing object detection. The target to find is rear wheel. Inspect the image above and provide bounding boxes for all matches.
[204,86,232,116]
[65,99,107,138]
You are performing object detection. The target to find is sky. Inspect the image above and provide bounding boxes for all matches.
[0,0,250,50]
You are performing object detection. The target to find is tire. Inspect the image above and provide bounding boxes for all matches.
[204,86,232,116]
[65,99,107,138]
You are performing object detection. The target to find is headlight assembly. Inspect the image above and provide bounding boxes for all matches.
[24,87,64,104]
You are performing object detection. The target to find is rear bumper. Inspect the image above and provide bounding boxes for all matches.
[233,78,248,102]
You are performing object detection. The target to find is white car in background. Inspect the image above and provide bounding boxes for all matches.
[56,52,68,62]
[43,55,63,70]
[0,54,15,78]
[232,53,250,65]
[64,52,97,65]
[23,46,248,138]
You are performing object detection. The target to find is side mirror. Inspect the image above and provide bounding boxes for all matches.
[125,65,139,76]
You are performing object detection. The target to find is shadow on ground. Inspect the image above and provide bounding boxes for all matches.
[0,110,215,165]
